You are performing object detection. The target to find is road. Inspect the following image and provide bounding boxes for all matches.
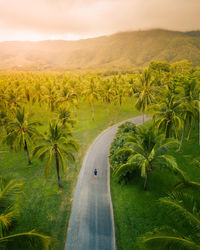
[66,115,149,250]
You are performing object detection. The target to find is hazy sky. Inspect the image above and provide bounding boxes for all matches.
[0,0,199,41]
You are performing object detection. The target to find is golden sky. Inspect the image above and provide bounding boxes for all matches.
[0,0,199,41]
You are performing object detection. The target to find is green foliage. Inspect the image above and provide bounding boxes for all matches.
[0,176,51,250]
[111,122,200,250]
[110,122,137,170]
[142,191,200,250]
[118,122,137,133]
[110,123,184,190]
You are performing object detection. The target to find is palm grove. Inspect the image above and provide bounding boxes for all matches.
[109,60,200,249]
[0,59,199,249]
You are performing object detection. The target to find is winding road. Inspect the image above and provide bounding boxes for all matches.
[66,115,149,250]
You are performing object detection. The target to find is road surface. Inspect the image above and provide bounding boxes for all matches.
[66,115,149,250]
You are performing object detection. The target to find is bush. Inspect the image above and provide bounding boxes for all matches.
[109,122,137,170]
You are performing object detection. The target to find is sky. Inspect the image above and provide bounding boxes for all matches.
[0,0,199,41]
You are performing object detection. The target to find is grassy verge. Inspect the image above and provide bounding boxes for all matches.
[0,98,139,249]
[110,122,200,250]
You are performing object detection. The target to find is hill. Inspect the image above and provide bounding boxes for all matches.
[0,29,200,70]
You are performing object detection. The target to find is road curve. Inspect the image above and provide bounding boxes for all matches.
[66,115,149,250]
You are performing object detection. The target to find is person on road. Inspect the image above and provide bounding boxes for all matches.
[94,168,98,178]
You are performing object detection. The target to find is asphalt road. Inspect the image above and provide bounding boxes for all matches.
[66,115,149,250]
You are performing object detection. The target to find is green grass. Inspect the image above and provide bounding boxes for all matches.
[110,123,200,250]
[0,98,139,249]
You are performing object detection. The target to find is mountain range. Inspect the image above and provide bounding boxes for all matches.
[0,29,200,71]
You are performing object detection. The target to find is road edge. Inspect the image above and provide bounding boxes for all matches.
[107,157,117,250]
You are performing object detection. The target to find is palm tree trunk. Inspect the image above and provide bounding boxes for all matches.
[107,103,110,114]
[91,102,94,121]
[178,122,186,152]
[6,130,13,151]
[187,120,193,141]
[29,101,32,113]
[144,173,148,191]
[73,105,77,117]
[24,140,31,165]
[51,101,54,112]
[166,123,170,138]
[55,149,62,188]
[143,110,145,124]
[40,104,44,117]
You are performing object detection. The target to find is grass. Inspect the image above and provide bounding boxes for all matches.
[110,123,200,250]
[0,97,140,249]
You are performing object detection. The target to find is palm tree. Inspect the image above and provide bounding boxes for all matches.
[5,89,23,112]
[58,86,78,109]
[23,85,35,110]
[0,111,14,150]
[126,74,137,97]
[151,92,182,138]
[115,84,128,107]
[57,107,76,127]
[32,121,78,188]
[113,126,184,190]
[143,191,200,250]
[135,69,155,123]
[33,81,45,107]
[0,87,8,112]
[112,74,128,107]
[178,103,197,151]
[44,82,57,112]
[100,78,114,110]
[179,77,199,144]
[0,110,9,129]
[6,108,41,164]
[0,176,51,249]
[83,77,99,120]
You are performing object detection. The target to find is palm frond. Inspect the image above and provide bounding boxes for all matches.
[0,179,23,209]
[143,227,200,250]
[175,180,200,192]
[62,139,79,152]
[154,139,179,155]
[0,211,14,236]
[156,155,186,181]
[115,148,134,157]
[124,142,146,157]
[160,193,200,228]
[0,231,52,250]
[113,163,138,177]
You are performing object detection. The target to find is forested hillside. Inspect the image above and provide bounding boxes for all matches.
[0,29,200,70]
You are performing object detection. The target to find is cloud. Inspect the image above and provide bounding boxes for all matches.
[0,0,199,41]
